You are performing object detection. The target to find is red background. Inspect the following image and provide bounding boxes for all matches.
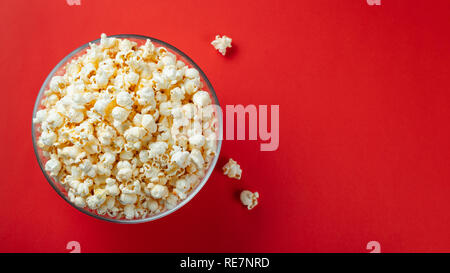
[1,0,450,253]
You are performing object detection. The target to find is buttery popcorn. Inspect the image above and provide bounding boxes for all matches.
[211,35,232,56]
[240,190,259,210]
[222,158,242,180]
[34,34,218,220]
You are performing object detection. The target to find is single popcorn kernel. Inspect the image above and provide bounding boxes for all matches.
[211,35,232,56]
[222,158,242,180]
[34,34,219,220]
[240,190,259,210]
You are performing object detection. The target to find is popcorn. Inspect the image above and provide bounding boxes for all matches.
[100,152,116,166]
[222,158,242,180]
[125,71,139,86]
[211,35,232,56]
[116,91,133,108]
[95,68,113,89]
[80,159,97,178]
[67,108,84,123]
[120,193,137,205]
[149,142,168,157]
[80,62,96,80]
[192,91,211,107]
[97,124,116,145]
[40,130,57,146]
[185,68,199,79]
[34,34,218,220]
[165,194,178,209]
[59,146,85,162]
[188,134,205,148]
[183,78,201,95]
[171,150,190,168]
[46,109,64,129]
[174,178,190,200]
[189,149,204,169]
[124,127,146,142]
[76,179,92,196]
[44,158,61,177]
[105,178,120,196]
[139,150,150,163]
[117,161,133,182]
[73,196,86,208]
[33,109,47,124]
[147,199,159,212]
[136,86,155,106]
[49,76,66,92]
[111,106,130,122]
[161,55,176,66]
[150,184,169,199]
[86,192,106,210]
[175,179,189,191]
[141,114,157,133]
[93,97,112,116]
[124,204,136,219]
[170,87,185,102]
[240,190,259,210]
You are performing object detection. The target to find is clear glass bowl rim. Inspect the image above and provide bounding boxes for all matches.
[32,34,223,224]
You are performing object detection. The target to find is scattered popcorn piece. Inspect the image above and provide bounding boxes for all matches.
[222,158,242,180]
[33,34,219,220]
[240,190,259,210]
[211,35,232,56]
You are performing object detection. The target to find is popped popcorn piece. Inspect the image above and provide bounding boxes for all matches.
[165,194,178,209]
[39,130,57,146]
[185,68,199,79]
[171,150,190,168]
[105,178,120,196]
[240,190,259,210]
[73,196,86,208]
[117,161,133,182]
[149,141,168,157]
[93,97,112,116]
[192,91,211,107]
[34,34,219,220]
[45,158,61,177]
[124,127,146,142]
[46,109,64,129]
[111,106,130,122]
[124,204,136,219]
[33,109,47,124]
[211,35,232,56]
[141,114,157,133]
[120,193,138,205]
[188,134,205,148]
[222,158,242,180]
[116,91,134,108]
[189,149,204,169]
[170,87,185,102]
[150,184,169,199]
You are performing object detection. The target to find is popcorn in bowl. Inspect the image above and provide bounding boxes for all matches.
[32,34,221,221]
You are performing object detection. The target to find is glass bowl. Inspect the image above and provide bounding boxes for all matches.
[32,34,222,223]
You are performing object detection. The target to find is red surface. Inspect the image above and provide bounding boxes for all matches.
[1,0,450,253]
